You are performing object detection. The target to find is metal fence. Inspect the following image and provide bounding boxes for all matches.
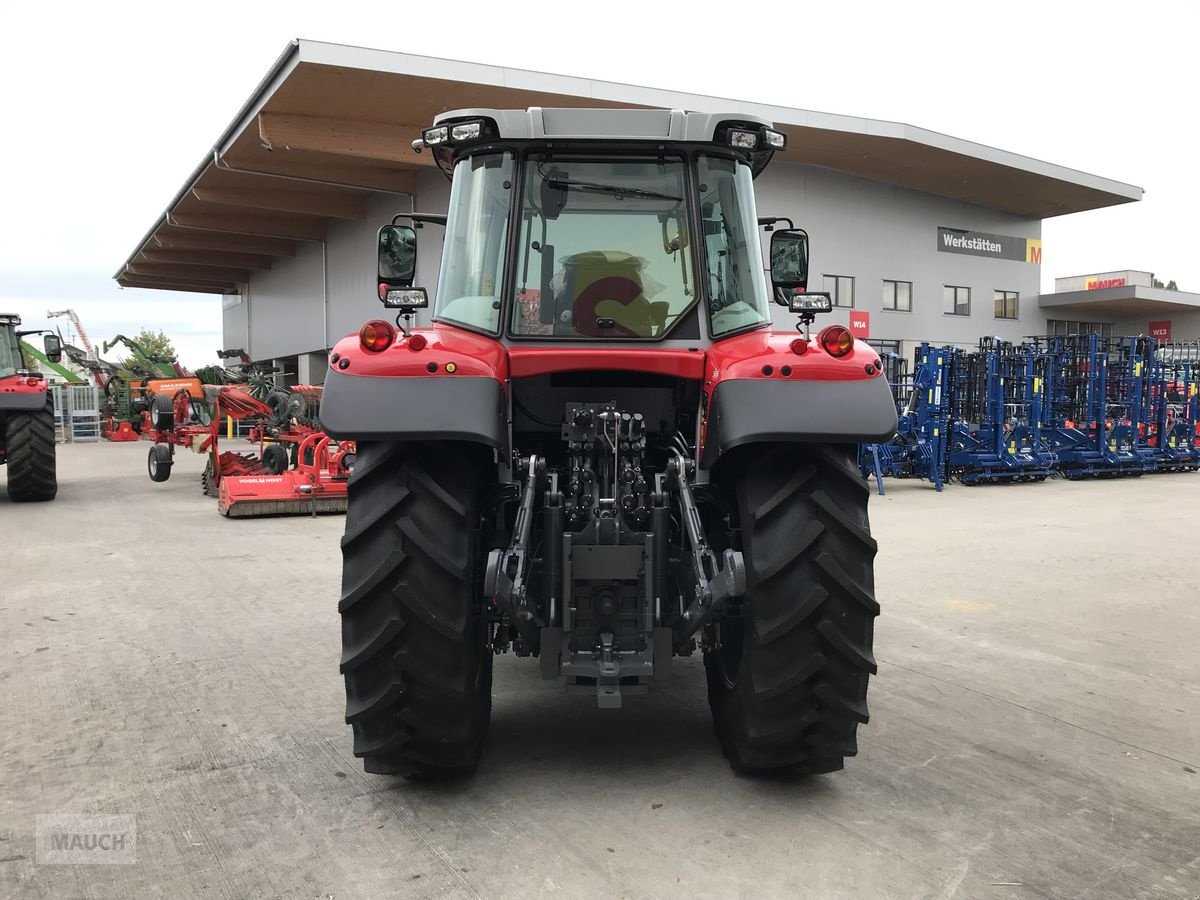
[49,383,102,443]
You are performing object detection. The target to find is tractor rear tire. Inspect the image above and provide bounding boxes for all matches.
[338,441,493,776]
[148,444,173,482]
[5,399,58,502]
[706,443,879,776]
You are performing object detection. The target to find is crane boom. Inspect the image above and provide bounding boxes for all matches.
[46,309,95,358]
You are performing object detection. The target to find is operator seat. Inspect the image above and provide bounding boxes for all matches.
[561,251,665,338]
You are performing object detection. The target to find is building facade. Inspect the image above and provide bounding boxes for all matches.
[118,41,1145,381]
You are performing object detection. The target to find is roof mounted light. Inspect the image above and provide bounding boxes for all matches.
[422,125,449,147]
[0,314,21,326]
[728,129,759,150]
[763,128,787,150]
[450,121,483,143]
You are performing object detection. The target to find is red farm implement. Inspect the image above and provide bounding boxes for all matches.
[144,384,353,517]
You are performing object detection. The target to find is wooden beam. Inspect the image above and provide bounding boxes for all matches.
[191,186,366,220]
[128,263,251,283]
[153,227,296,257]
[167,210,326,242]
[138,248,274,270]
[216,154,418,193]
[258,112,433,167]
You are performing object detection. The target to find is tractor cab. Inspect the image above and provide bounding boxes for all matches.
[1,314,63,382]
[375,107,828,345]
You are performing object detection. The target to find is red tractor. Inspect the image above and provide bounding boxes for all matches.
[321,108,896,777]
[1,314,61,502]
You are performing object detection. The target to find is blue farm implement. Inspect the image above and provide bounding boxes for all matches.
[1146,341,1200,471]
[945,339,1056,485]
[861,343,951,493]
[1036,334,1157,479]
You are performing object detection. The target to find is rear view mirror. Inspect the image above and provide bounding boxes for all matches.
[377,225,417,289]
[769,229,809,303]
[43,333,63,363]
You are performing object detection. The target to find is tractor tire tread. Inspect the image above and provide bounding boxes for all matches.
[706,443,878,776]
[5,399,58,502]
[339,441,491,777]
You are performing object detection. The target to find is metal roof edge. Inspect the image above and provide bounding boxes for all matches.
[1039,286,1200,307]
[112,40,303,281]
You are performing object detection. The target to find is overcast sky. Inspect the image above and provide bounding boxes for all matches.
[2,1,1195,367]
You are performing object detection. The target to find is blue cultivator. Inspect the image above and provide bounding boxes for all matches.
[861,344,951,493]
[1037,334,1156,479]
[945,338,1056,485]
[1146,341,1200,471]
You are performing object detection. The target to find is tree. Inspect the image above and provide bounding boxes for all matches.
[132,328,177,361]
[1152,277,1164,288]
[1166,280,1178,291]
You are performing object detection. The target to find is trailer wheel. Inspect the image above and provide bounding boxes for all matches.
[261,444,288,475]
[148,444,173,482]
[706,443,879,776]
[5,397,58,502]
[149,394,174,431]
[339,441,493,776]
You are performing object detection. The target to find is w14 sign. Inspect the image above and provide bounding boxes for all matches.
[850,311,870,338]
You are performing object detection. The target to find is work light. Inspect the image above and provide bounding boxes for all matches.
[380,287,429,309]
[789,292,833,314]
[451,121,482,143]
[728,130,759,150]
[422,126,449,146]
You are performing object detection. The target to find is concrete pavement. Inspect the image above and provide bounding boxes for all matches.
[2,442,1198,899]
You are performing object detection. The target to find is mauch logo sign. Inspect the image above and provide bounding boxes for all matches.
[36,814,136,865]
[1086,277,1127,290]
[938,228,1041,264]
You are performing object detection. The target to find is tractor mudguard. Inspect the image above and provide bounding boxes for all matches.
[320,370,508,449]
[700,377,898,468]
[0,391,49,412]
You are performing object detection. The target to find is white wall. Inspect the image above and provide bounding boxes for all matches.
[754,162,1042,348]
[234,161,1046,359]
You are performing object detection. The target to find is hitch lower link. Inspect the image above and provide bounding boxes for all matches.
[665,452,746,646]
[484,455,544,650]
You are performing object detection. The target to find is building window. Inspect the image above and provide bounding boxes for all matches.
[994,290,1019,319]
[943,285,970,316]
[1046,319,1115,337]
[823,274,855,308]
[882,280,912,312]
[866,338,902,356]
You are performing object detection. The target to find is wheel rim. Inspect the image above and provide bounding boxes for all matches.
[149,453,157,477]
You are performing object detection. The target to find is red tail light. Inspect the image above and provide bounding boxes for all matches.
[359,319,395,352]
[408,334,427,352]
[789,338,809,355]
[818,325,854,358]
